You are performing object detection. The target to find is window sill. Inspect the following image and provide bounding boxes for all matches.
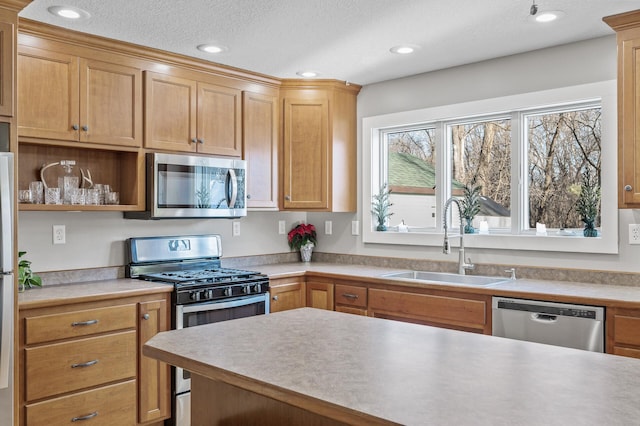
[362,229,617,254]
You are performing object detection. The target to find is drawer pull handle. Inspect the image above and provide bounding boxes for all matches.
[71,319,98,327]
[71,412,98,422]
[342,293,359,299]
[142,313,150,320]
[71,359,98,369]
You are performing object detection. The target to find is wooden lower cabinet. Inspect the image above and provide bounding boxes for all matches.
[306,279,334,310]
[19,292,171,426]
[606,308,640,359]
[270,277,305,313]
[368,288,491,334]
[334,282,367,316]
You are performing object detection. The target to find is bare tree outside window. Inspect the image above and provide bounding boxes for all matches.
[450,119,512,229]
[527,108,601,229]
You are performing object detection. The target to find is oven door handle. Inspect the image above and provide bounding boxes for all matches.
[180,294,267,314]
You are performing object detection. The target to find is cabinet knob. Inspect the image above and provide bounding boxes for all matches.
[191,138,198,144]
[72,124,79,131]
[284,195,291,201]
[142,313,150,320]
[246,194,251,199]
[272,295,278,301]
[625,185,633,192]
[198,139,204,144]
[81,125,88,132]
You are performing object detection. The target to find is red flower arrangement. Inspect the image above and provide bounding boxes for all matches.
[287,223,317,250]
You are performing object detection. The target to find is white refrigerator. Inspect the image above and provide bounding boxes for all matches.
[0,152,14,426]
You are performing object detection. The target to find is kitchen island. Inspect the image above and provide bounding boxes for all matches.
[144,307,640,425]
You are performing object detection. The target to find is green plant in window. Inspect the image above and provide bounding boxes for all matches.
[371,184,394,231]
[575,168,600,237]
[18,251,42,290]
[460,183,482,233]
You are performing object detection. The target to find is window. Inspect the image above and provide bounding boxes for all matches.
[363,81,616,253]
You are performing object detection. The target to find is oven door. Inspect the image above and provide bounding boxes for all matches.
[174,293,269,394]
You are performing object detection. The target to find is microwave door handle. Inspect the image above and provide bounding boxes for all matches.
[226,169,237,208]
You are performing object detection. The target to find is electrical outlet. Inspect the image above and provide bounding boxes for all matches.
[232,221,241,237]
[351,220,360,236]
[325,220,332,235]
[630,224,640,245]
[278,220,286,235]
[53,225,66,245]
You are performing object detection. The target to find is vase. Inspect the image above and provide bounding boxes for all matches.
[300,243,314,262]
[583,220,598,237]
[376,224,387,231]
[464,217,475,234]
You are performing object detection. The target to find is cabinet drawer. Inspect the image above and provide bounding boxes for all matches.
[25,331,136,401]
[26,380,136,426]
[335,284,367,308]
[25,304,136,344]
[613,315,640,346]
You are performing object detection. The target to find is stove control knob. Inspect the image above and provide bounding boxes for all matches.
[242,285,251,294]
[224,287,233,297]
[253,283,262,293]
[206,289,214,299]
[190,291,200,301]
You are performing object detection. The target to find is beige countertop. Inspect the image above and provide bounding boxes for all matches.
[18,278,173,309]
[258,262,640,307]
[144,307,640,425]
[17,262,640,309]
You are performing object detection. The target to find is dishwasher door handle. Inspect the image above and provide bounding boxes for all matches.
[531,313,558,323]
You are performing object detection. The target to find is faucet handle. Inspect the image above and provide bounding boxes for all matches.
[505,268,516,280]
[463,258,474,270]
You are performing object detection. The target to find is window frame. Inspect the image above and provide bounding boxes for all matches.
[362,81,617,254]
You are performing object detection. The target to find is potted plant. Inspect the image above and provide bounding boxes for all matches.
[460,183,482,233]
[371,184,393,231]
[288,223,317,262]
[18,251,42,291]
[575,168,600,237]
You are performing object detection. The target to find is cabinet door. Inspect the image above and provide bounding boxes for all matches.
[306,280,334,310]
[197,82,242,156]
[18,46,79,141]
[243,91,278,209]
[138,299,171,423]
[144,71,197,152]
[619,36,640,207]
[0,20,14,117]
[80,58,142,147]
[282,98,329,209]
[270,280,305,313]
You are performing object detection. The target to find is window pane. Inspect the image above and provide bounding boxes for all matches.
[527,108,601,230]
[450,119,512,230]
[385,128,436,230]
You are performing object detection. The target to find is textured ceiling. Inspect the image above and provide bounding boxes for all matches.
[19,0,638,85]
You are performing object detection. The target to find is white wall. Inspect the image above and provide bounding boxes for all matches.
[310,35,640,274]
[18,211,306,271]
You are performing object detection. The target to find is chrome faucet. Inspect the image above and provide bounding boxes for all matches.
[443,197,475,275]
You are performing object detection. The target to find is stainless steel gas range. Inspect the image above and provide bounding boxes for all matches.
[126,234,269,426]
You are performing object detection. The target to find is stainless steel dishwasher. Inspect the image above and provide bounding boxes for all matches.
[492,297,605,352]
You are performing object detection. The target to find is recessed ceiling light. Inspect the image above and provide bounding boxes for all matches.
[533,10,565,23]
[390,45,419,55]
[197,44,227,54]
[296,71,319,78]
[47,6,90,20]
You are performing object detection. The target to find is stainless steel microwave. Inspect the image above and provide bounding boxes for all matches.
[125,152,246,219]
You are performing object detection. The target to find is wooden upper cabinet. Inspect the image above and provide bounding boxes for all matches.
[243,91,278,209]
[144,72,197,152]
[280,81,360,212]
[145,71,242,156]
[0,20,14,117]
[604,10,640,208]
[283,97,329,210]
[17,45,142,147]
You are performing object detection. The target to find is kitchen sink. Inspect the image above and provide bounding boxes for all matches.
[380,271,512,286]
